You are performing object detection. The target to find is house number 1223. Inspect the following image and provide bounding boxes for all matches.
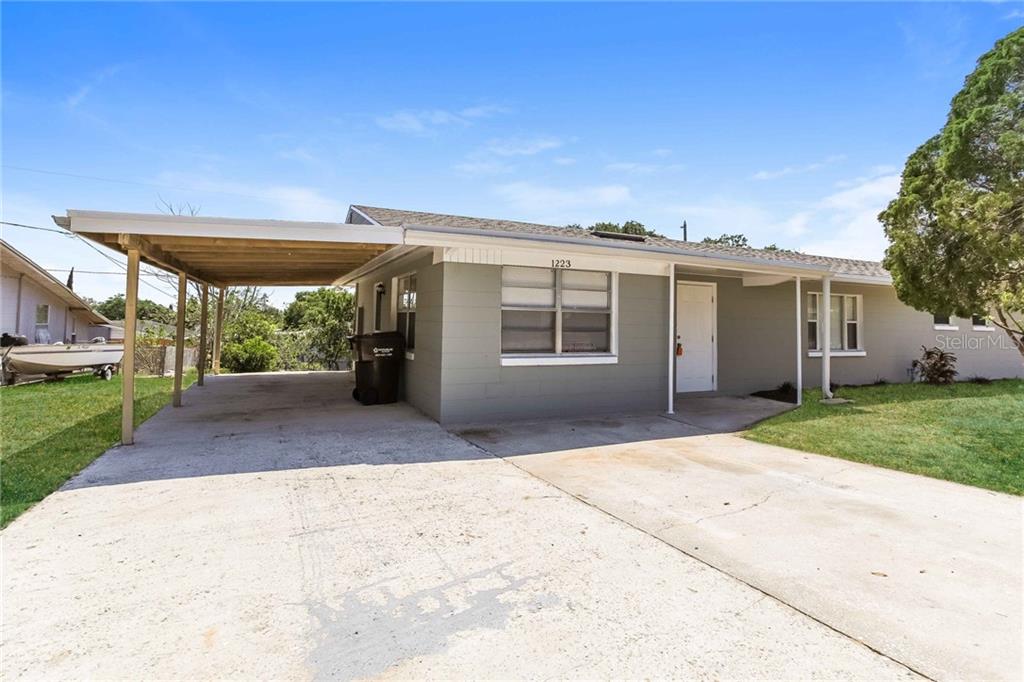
[551,259,572,268]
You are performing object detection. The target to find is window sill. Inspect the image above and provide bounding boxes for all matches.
[972,326,995,332]
[807,350,866,358]
[933,325,959,331]
[500,354,618,367]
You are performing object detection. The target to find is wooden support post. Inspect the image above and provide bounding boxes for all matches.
[213,287,225,374]
[173,271,187,407]
[198,283,209,386]
[122,249,140,445]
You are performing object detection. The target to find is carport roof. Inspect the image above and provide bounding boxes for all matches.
[54,210,403,287]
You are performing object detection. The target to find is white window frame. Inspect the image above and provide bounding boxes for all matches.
[395,272,417,360]
[807,292,866,357]
[35,303,50,327]
[499,267,618,367]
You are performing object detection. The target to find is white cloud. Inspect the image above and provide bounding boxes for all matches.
[153,172,347,221]
[65,64,125,109]
[375,104,506,135]
[662,167,900,259]
[797,173,900,261]
[1004,9,1024,19]
[752,154,847,181]
[452,159,514,176]
[278,147,317,163]
[493,181,632,214]
[652,148,673,158]
[485,136,563,156]
[605,161,685,175]
[553,157,577,166]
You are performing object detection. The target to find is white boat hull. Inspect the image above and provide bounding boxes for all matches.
[4,344,124,376]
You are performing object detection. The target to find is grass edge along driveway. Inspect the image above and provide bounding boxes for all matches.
[1,371,196,528]
[745,379,1023,495]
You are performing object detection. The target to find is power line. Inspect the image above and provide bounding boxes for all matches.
[45,268,170,277]
[1,220,73,235]
[2,219,179,300]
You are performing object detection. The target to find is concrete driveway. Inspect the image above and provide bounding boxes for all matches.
[1,373,920,680]
[457,411,1024,681]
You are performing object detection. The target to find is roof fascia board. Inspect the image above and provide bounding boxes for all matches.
[404,225,831,278]
[346,205,381,225]
[831,273,893,286]
[334,245,423,286]
[64,210,402,245]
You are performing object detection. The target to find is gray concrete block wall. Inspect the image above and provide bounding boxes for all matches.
[678,274,1022,394]
[353,252,443,420]
[438,263,669,424]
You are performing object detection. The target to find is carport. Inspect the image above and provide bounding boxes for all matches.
[52,210,405,445]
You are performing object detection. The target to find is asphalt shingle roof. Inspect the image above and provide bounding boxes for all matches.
[352,205,888,279]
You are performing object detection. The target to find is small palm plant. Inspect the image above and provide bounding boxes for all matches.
[912,346,958,385]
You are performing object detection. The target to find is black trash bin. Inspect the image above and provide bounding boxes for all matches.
[348,332,404,405]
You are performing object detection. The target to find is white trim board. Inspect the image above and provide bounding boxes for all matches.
[64,210,403,245]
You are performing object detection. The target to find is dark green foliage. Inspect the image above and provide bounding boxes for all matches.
[912,346,959,385]
[587,220,661,237]
[221,337,280,373]
[880,28,1024,358]
[95,294,174,324]
[702,233,750,248]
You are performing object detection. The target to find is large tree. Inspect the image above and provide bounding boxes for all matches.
[880,28,1024,357]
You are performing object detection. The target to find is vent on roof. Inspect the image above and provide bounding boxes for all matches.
[592,230,647,242]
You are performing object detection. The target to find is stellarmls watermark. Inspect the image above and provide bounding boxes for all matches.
[935,333,1012,351]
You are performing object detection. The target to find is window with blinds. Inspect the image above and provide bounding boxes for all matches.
[501,266,612,355]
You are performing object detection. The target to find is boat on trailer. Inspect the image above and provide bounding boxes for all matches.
[2,340,124,383]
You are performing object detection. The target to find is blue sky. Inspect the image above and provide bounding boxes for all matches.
[3,2,1021,307]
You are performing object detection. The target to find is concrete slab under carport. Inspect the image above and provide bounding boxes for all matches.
[456,410,1023,681]
[2,372,919,680]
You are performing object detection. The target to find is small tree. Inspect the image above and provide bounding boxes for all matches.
[912,346,959,385]
[221,338,280,373]
[880,28,1024,359]
[284,287,354,369]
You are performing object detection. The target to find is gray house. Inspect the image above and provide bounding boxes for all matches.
[56,205,1022,442]
[338,206,1021,423]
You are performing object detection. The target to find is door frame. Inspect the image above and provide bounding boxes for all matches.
[675,280,718,392]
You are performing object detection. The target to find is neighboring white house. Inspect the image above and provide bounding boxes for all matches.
[1,239,114,343]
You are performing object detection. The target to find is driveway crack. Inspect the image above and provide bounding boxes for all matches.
[694,489,782,524]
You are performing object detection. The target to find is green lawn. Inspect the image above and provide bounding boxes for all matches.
[0,371,196,527]
[745,380,1024,495]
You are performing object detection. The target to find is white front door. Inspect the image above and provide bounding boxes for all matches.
[675,283,716,392]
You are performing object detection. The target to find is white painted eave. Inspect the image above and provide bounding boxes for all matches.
[62,209,403,245]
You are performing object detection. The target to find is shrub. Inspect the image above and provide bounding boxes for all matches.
[912,345,958,385]
[221,338,280,374]
[968,375,993,384]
